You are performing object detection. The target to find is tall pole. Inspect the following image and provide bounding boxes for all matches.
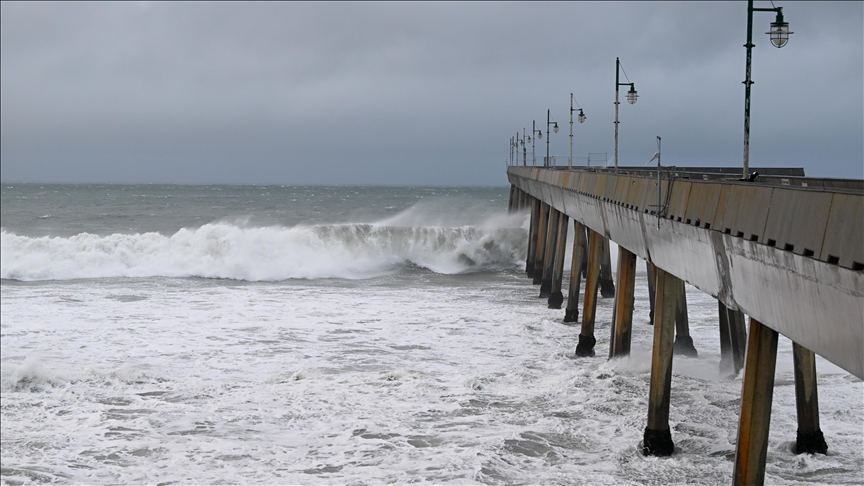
[515,133,518,166]
[657,137,662,229]
[615,58,620,170]
[743,1,789,179]
[532,120,537,166]
[569,93,574,169]
[743,1,755,179]
[546,109,551,167]
[614,58,637,172]
[523,128,528,166]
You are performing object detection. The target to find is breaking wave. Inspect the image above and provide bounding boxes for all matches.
[1,214,528,281]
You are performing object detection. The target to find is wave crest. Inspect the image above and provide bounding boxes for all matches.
[1,218,527,281]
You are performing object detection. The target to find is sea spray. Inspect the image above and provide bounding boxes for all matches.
[1,210,528,281]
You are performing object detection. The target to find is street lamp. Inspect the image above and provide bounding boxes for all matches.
[569,93,586,168]
[546,109,559,167]
[515,131,528,167]
[614,57,638,170]
[531,120,543,166]
[742,1,792,178]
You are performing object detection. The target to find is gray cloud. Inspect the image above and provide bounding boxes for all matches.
[2,1,861,185]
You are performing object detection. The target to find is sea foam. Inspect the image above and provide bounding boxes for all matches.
[1,212,527,281]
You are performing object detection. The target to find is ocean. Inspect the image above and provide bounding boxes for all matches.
[1,184,861,485]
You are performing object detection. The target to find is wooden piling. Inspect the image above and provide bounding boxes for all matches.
[672,278,698,357]
[579,228,589,278]
[733,317,779,485]
[609,246,636,358]
[540,208,559,298]
[565,222,587,323]
[533,202,549,284]
[548,213,569,309]
[525,198,539,278]
[599,237,616,298]
[792,342,828,455]
[575,228,603,357]
[647,261,656,325]
[719,301,747,377]
[642,266,678,456]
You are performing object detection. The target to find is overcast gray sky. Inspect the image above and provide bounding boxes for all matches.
[1,1,861,185]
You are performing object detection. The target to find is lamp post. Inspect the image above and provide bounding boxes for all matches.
[522,128,528,166]
[510,136,519,166]
[614,57,638,171]
[546,109,559,167]
[532,120,542,166]
[569,93,586,168]
[743,1,792,179]
[516,131,527,167]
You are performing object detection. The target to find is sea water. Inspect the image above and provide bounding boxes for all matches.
[1,184,861,485]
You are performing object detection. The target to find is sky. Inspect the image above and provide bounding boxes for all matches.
[1,1,861,186]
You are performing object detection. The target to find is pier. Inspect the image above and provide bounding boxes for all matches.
[507,165,863,485]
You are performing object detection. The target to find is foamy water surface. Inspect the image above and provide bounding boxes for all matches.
[1,184,861,485]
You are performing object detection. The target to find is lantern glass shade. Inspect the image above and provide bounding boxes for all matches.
[767,21,791,48]
[553,123,559,133]
[578,112,586,123]
[537,131,542,139]
[627,87,638,104]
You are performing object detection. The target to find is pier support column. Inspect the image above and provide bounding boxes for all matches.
[647,261,656,325]
[548,213,569,309]
[525,198,540,279]
[792,342,828,455]
[508,185,516,213]
[643,266,678,456]
[539,208,560,298]
[564,221,587,323]
[533,202,549,284]
[733,317,778,485]
[575,228,603,357]
[579,228,589,278]
[719,302,747,377]
[609,246,636,358]
[599,237,616,298]
[672,279,698,357]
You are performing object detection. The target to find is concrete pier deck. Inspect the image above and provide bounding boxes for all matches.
[508,165,863,379]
